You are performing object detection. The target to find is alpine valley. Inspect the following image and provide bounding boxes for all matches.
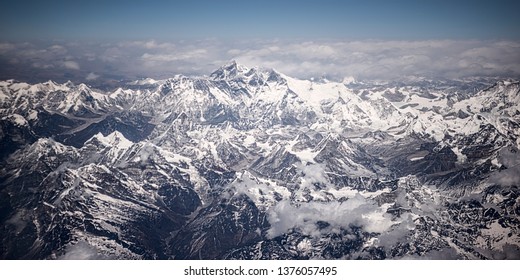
[1,61,519,259]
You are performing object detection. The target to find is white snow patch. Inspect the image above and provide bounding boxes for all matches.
[451,147,467,163]
[26,109,38,120]
[243,135,255,146]
[409,156,424,161]
[93,131,133,149]
[4,113,28,126]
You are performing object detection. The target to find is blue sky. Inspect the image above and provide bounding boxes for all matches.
[1,0,519,40]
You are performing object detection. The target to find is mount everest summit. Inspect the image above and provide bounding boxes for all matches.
[0,61,519,259]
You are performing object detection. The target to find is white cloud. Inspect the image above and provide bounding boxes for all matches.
[48,45,67,54]
[100,47,123,62]
[141,48,208,62]
[267,194,397,238]
[63,60,80,70]
[488,147,520,186]
[86,72,99,81]
[58,241,107,260]
[295,162,328,189]
[375,213,415,248]
[0,43,15,53]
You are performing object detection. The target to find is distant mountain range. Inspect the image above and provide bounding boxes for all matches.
[1,61,519,259]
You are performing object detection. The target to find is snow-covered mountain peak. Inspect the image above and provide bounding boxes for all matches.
[210,60,250,80]
[76,83,91,92]
[63,80,75,88]
[19,137,73,161]
[89,131,133,149]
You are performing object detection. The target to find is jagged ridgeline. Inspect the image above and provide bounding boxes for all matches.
[0,62,519,259]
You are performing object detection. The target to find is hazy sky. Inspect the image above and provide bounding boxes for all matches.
[1,0,519,84]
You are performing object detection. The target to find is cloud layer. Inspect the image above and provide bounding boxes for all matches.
[266,195,397,238]
[1,39,519,85]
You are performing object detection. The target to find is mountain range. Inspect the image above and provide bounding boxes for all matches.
[1,61,519,259]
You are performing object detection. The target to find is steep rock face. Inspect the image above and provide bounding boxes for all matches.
[170,194,267,259]
[0,132,205,259]
[0,64,519,259]
[0,116,37,160]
